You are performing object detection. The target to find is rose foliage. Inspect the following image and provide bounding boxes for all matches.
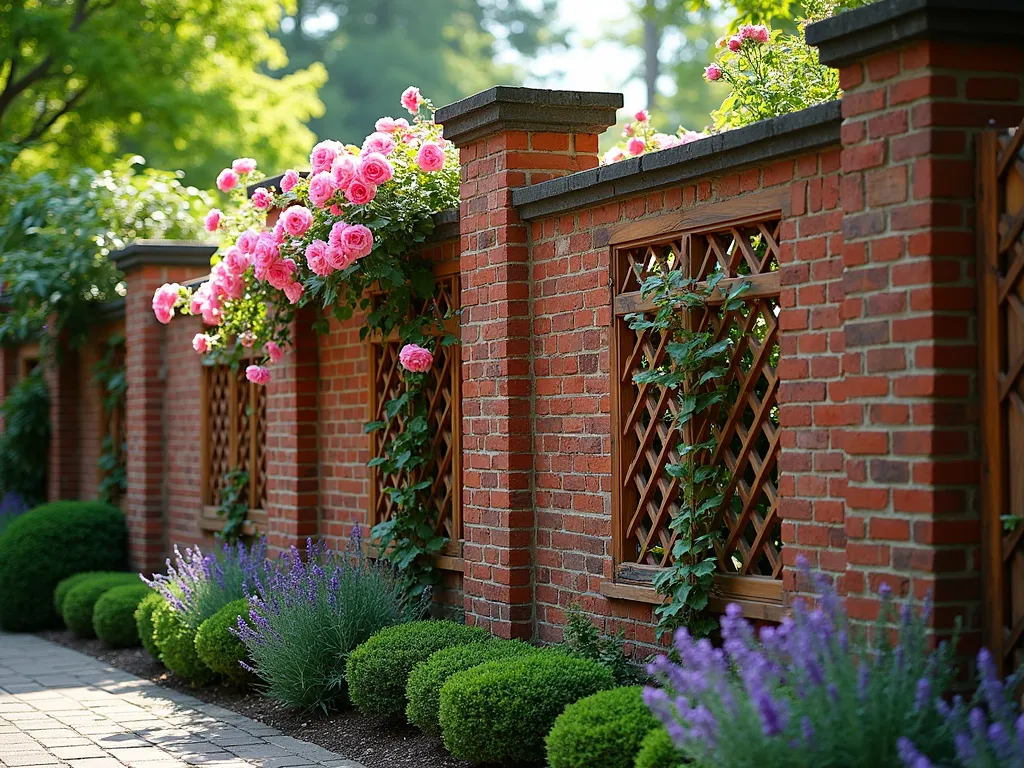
[154,89,459,595]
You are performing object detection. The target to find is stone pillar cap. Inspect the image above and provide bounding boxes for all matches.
[436,86,623,146]
[110,240,217,272]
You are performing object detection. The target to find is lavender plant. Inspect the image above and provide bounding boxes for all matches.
[232,530,425,713]
[142,538,266,632]
[644,559,963,767]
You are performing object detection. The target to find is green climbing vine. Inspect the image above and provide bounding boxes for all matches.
[217,467,251,544]
[94,334,127,504]
[627,270,749,638]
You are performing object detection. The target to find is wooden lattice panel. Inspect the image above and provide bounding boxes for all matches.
[201,363,267,512]
[369,272,461,558]
[612,219,783,584]
[979,118,1024,676]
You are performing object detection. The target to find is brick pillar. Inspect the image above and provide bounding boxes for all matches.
[265,308,320,555]
[437,87,621,639]
[113,241,216,572]
[808,1,1024,644]
[45,342,81,501]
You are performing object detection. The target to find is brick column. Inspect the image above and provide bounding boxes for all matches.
[264,307,320,555]
[45,342,81,501]
[113,241,215,572]
[437,87,621,638]
[808,1,1024,644]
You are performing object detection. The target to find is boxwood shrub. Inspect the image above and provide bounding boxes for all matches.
[152,599,217,685]
[194,599,251,683]
[0,501,128,630]
[439,653,615,765]
[346,620,488,720]
[93,584,153,648]
[135,591,165,660]
[634,726,684,768]
[405,638,539,734]
[61,572,140,638]
[55,571,127,616]
[546,686,659,768]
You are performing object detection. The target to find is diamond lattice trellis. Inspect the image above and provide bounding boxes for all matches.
[613,219,783,580]
[203,363,267,512]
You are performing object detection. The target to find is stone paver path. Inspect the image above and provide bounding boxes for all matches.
[0,634,365,768]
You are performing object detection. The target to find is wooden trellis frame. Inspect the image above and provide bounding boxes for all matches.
[199,363,268,533]
[978,117,1024,677]
[609,207,784,615]
[368,263,462,566]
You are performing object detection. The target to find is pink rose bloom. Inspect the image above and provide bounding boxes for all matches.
[308,171,337,208]
[340,224,373,259]
[192,333,213,354]
[281,205,313,237]
[326,245,352,272]
[280,169,300,193]
[284,280,304,305]
[740,23,769,43]
[680,130,704,144]
[239,330,256,348]
[224,246,250,273]
[246,365,271,385]
[705,63,723,81]
[237,229,259,254]
[627,137,646,156]
[272,222,287,244]
[232,157,257,175]
[330,203,344,216]
[401,86,423,115]
[375,116,398,133]
[358,153,394,186]
[190,285,207,315]
[152,283,180,325]
[416,141,445,172]
[398,343,433,373]
[654,133,677,150]
[728,35,743,51]
[204,209,222,232]
[264,259,297,290]
[265,341,284,364]
[305,240,332,276]
[330,154,358,189]
[345,178,376,205]
[623,123,635,137]
[310,140,342,174]
[603,147,626,164]
[216,169,239,192]
[253,234,280,271]
[634,109,650,122]
[362,132,396,156]
[328,221,348,247]
[251,187,273,210]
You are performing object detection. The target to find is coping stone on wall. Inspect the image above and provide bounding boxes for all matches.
[435,86,623,146]
[430,208,460,243]
[512,100,842,220]
[95,298,126,323]
[110,240,217,273]
[805,0,1024,67]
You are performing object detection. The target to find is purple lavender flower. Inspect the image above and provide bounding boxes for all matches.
[954,731,975,763]
[913,677,930,712]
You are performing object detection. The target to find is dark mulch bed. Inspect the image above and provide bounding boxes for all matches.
[38,629,472,768]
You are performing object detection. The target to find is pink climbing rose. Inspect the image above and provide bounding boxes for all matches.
[236,229,259,254]
[398,343,433,373]
[416,141,445,172]
[328,221,349,248]
[246,365,271,385]
[330,154,358,190]
[728,35,743,51]
[375,116,398,133]
[192,333,213,354]
[251,187,273,210]
[401,86,423,114]
[232,157,257,175]
[264,259,297,290]
[308,171,336,208]
[310,140,341,174]
[358,153,394,185]
[152,283,180,324]
[284,280,304,304]
[265,341,284,364]
[216,169,239,192]
[634,109,650,122]
[305,240,332,276]
[281,169,300,193]
[345,178,376,205]
[281,206,314,237]
[340,224,373,259]
[362,132,396,156]
[705,63,723,81]
[204,209,222,232]
[740,23,769,43]
[627,137,646,156]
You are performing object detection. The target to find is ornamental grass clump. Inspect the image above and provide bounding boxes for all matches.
[644,558,964,767]
[233,531,424,713]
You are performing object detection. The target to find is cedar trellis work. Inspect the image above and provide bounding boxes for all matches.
[368,264,462,565]
[610,212,784,618]
[979,117,1024,677]
[199,363,268,534]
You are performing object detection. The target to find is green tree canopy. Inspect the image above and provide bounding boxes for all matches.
[0,0,326,183]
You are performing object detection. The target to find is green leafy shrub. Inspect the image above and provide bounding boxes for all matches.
[55,570,127,616]
[560,603,643,685]
[0,501,128,631]
[405,638,539,735]
[93,584,153,648]
[0,370,49,505]
[634,727,684,768]
[62,573,140,637]
[152,599,217,686]
[439,653,616,765]
[194,599,252,683]
[135,592,165,660]
[546,686,659,768]
[346,620,488,720]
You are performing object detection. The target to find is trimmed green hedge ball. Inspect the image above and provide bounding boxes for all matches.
[93,584,154,648]
[546,686,660,768]
[152,599,217,686]
[135,591,165,660]
[61,572,140,638]
[55,571,127,616]
[194,599,251,683]
[634,726,685,768]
